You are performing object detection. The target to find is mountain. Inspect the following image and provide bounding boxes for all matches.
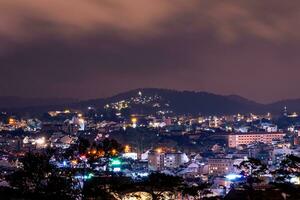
[266,99,300,114]
[1,88,300,115]
[73,88,300,115]
[76,88,264,115]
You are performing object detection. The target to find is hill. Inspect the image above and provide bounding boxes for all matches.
[1,88,299,115]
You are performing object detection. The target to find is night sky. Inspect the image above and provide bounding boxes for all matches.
[1,0,300,103]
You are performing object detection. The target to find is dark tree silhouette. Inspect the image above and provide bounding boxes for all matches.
[237,158,267,200]
[97,138,123,157]
[7,152,79,199]
[272,155,300,200]
[78,137,91,154]
[182,183,211,200]
[82,175,134,200]
[276,154,300,181]
[139,172,183,200]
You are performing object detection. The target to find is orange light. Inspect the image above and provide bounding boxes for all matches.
[124,145,131,153]
[71,160,78,165]
[156,148,162,154]
[111,149,117,155]
[9,118,15,125]
[131,117,137,124]
[98,150,105,157]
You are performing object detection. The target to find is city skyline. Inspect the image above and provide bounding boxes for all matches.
[1,1,300,103]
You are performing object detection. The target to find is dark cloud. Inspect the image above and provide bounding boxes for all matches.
[1,0,300,103]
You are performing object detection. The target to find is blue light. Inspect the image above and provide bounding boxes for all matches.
[74,173,94,180]
[113,167,121,172]
[225,174,242,180]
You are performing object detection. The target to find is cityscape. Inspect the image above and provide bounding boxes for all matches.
[1,1,300,200]
[0,89,300,199]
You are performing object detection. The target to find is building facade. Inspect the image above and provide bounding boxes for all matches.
[148,151,186,171]
[208,158,234,175]
[228,132,285,148]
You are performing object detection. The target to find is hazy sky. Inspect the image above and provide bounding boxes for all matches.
[1,0,300,103]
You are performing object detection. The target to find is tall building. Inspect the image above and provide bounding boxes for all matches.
[228,132,285,148]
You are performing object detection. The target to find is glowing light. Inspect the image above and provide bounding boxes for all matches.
[124,145,131,153]
[156,148,162,154]
[290,177,300,185]
[88,173,94,179]
[122,153,138,160]
[225,174,242,180]
[131,117,137,123]
[76,173,94,180]
[111,149,117,155]
[97,150,105,157]
[71,160,78,165]
[111,159,122,165]
[36,137,45,145]
[8,118,15,125]
[113,167,121,172]
[80,155,86,160]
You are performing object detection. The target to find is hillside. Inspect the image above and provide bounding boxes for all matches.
[1,88,299,115]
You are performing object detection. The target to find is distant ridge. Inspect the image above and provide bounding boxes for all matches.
[0,88,299,115]
[0,96,78,109]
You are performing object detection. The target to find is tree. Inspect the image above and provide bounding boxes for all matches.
[7,152,79,199]
[272,155,300,200]
[276,154,300,180]
[139,172,183,200]
[182,183,211,200]
[82,175,134,200]
[78,137,91,154]
[97,138,123,157]
[42,173,80,200]
[237,158,267,200]
[8,152,52,193]
[238,158,267,186]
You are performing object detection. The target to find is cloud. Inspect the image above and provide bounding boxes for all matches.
[1,0,300,44]
[0,0,195,40]
[1,0,300,102]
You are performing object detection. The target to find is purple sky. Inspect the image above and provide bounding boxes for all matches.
[0,0,300,103]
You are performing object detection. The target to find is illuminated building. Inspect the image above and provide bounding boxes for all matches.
[208,158,234,175]
[148,151,164,171]
[109,158,122,172]
[122,152,138,160]
[261,123,278,132]
[228,132,285,148]
[72,116,85,131]
[148,150,188,171]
